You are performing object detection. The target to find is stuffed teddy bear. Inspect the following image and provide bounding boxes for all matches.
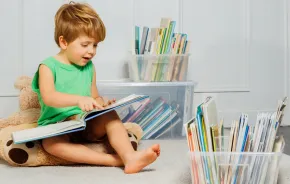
[0,76,143,166]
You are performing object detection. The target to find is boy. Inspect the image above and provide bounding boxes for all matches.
[32,2,160,174]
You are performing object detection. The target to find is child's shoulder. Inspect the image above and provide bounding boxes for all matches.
[31,56,57,92]
[39,56,65,71]
[36,57,60,77]
[41,56,58,66]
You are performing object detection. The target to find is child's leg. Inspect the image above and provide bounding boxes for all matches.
[42,134,123,166]
[86,110,160,174]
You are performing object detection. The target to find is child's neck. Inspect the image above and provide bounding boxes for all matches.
[55,51,72,65]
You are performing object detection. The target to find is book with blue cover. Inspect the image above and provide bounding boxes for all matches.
[12,94,149,144]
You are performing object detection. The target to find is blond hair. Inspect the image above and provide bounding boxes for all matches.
[54,1,106,46]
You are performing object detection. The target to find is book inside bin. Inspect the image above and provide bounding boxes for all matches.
[97,81,195,140]
[128,54,190,82]
[189,135,282,184]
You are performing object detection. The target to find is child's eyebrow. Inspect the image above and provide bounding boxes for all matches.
[81,41,98,44]
[81,41,92,44]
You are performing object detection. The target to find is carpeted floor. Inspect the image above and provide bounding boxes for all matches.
[0,138,290,184]
[0,140,192,184]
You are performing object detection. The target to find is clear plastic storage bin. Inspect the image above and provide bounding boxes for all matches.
[128,54,190,82]
[189,151,281,184]
[189,136,282,184]
[97,81,195,139]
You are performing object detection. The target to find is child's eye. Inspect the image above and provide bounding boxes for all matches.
[81,44,88,47]
[93,44,98,48]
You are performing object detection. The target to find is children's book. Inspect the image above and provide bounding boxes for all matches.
[12,94,149,144]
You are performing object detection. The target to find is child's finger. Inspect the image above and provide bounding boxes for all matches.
[89,104,94,111]
[80,105,86,111]
[85,104,90,112]
[93,101,104,109]
[109,99,116,105]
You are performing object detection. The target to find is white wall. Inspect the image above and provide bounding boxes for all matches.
[0,0,289,126]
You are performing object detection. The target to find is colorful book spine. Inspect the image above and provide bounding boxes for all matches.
[132,18,190,82]
[134,97,164,123]
[139,102,166,128]
[143,103,171,131]
[154,116,182,139]
[126,98,151,122]
[143,107,173,138]
[138,98,166,126]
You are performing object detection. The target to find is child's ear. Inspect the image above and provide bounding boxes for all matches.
[59,36,68,50]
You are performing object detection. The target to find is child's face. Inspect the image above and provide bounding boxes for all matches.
[65,35,98,66]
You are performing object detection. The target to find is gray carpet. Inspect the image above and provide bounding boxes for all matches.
[0,139,289,184]
[0,140,191,184]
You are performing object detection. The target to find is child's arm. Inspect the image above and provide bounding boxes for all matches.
[91,65,115,107]
[39,64,103,110]
[91,66,104,103]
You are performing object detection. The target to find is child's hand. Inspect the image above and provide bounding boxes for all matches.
[102,97,116,107]
[78,96,104,112]
[105,98,116,107]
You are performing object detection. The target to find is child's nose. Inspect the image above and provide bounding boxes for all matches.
[88,47,94,54]
[88,45,95,54]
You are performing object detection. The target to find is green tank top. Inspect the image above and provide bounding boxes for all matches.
[32,56,93,126]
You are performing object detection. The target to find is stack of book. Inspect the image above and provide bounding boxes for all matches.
[184,96,287,184]
[117,97,182,139]
[130,18,190,82]
[134,18,190,55]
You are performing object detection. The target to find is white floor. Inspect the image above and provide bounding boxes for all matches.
[278,154,290,183]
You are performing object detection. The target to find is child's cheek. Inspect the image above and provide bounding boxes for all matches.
[72,49,84,59]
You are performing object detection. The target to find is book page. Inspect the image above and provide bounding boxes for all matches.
[12,120,84,144]
[83,94,149,121]
[85,94,144,115]
[106,94,141,108]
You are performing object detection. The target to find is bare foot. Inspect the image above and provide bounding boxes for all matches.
[153,144,161,156]
[124,144,160,174]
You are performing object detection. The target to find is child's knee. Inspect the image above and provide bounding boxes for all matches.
[103,110,120,121]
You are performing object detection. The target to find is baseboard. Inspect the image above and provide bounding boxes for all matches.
[0,93,19,97]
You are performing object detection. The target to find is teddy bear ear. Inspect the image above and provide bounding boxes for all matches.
[14,76,33,90]
[123,122,143,142]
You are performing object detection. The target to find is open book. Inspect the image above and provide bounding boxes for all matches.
[12,94,149,144]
